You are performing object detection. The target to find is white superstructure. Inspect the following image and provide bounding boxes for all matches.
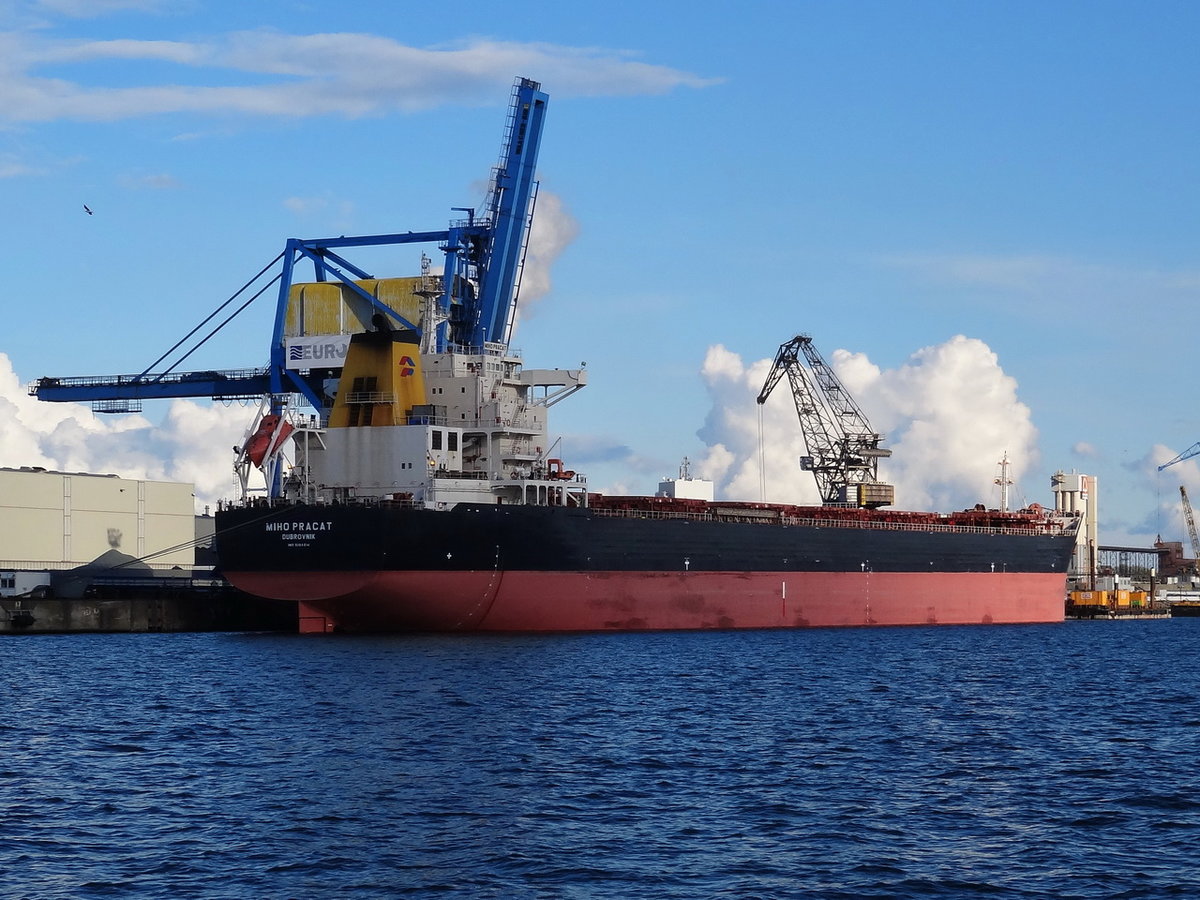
[272,342,590,511]
[657,458,714,502]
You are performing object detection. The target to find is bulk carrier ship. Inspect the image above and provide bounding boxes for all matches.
[213,322,1078,632]
[32,78,1079,632]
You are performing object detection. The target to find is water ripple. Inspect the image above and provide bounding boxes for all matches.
[2,622,1199,896]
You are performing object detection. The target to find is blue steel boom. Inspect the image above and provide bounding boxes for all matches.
[1159,442,1200,472]
[30,78,549,416]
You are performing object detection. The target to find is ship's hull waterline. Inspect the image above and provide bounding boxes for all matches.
[216,502,1075,633]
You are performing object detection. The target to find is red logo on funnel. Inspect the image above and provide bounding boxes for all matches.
[398,356,415,377]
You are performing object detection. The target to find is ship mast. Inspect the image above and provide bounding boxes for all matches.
[995,452,1013,513]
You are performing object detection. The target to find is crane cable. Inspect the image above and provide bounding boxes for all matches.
[98,502,296,572]
[158,270,284,379]
[758,403,766,503]
[137,250,286,380]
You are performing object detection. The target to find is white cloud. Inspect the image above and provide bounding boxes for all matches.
[696,335,1040,513]
[0,32,717,123]
[0,351,256,513]
[282,191,354,224]
[516,189,579,309]
[39,37,205,64]
[876,251,1200,325]
[877,252,1082,293]
[0,155,40,177]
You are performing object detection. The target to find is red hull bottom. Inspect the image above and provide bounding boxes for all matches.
[223,570,1067,633]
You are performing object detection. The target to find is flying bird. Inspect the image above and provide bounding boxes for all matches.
[83,205,93,215]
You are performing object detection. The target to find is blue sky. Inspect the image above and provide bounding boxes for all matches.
[2,0,1199,549]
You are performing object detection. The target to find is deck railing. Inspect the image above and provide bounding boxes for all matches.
[225,495,1070,536]
[586,506,1068,537]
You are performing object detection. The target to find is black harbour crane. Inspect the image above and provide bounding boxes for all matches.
[757,334,894,508]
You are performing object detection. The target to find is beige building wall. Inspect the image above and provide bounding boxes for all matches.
[0,468,195,566]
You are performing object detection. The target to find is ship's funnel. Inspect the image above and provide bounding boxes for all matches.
[328,329,427,428]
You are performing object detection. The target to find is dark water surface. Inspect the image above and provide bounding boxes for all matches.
[3,620,1199,898]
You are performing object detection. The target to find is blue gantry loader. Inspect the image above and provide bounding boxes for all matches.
[30,77,549,425]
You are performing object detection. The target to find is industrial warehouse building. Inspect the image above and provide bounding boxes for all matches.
[0,466,198,597]
[0,466,293,632]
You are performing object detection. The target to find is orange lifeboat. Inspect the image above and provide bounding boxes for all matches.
[547,458,575,480]
[245,414,295,468]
